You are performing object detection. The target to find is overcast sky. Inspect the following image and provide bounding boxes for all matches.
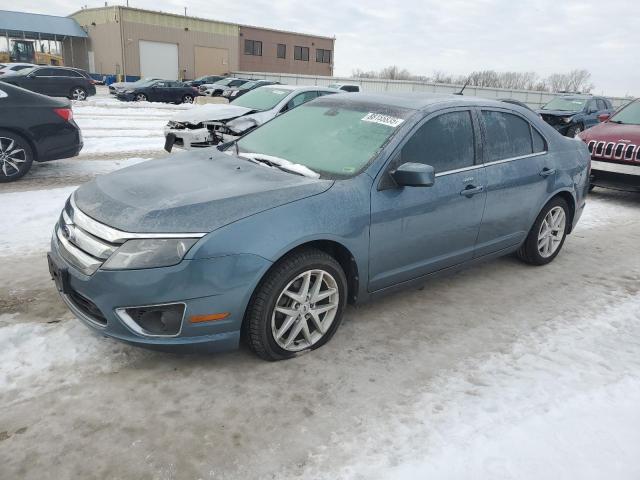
[6,0,639,96]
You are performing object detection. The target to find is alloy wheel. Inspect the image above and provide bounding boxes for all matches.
[271,269,340,352]
[72,88,86,100]
[135,94,147,102]
[537,206,566,258]
[0,136,27,177]
[183,95,194,104]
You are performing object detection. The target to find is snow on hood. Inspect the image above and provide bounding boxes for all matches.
[170,104,254,124]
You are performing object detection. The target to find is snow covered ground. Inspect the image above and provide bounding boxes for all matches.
[1,87,639,479]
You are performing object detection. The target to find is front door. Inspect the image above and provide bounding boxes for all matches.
[27,68,56,95]
[369,109,487,291]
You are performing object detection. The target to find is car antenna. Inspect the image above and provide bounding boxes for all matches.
[454,77,470,96]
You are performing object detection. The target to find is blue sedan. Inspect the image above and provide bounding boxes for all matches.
[116,79,200,104]
[48,93,590,360]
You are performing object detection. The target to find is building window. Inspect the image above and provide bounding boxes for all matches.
[277,43,286,59]
[294,46,309,61]
[244,39,262,56]
[316,49,332,64]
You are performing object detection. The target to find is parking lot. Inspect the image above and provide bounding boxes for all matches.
[1,87,639,479]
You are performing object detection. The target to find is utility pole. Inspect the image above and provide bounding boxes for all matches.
[184,7,187,16]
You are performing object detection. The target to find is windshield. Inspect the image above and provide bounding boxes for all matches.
[132,78,157,87]
[610,100,640,125]
[13,67,35,76]
[238,81,259,90]
[212,78,234,86]
[237,98,415,178]
[231,86,291,111]
[541,97,587,112]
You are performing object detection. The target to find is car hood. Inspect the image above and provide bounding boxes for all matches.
[537,109,581,117]
[170,104,253,124]
[579,121,640,143]
[73,149,333,233]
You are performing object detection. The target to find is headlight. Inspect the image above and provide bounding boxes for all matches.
[102,238,198,270]
[231,91,239,97]
[561,116,574,124]
[124,89,134,93]
[226,116,258,134]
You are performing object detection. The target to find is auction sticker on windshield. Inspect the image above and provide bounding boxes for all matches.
[361,112,404,128]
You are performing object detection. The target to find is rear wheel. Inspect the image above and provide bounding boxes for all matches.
[245,248,347,361]
[135,93,147,102]
[517,197,569,265]
[70,87,87,101]
[0,130,33,183]
[182,94,194,104]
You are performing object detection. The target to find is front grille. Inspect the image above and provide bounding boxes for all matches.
[54,197,123,275]
[68,289,107,326]
[588,139,639,163]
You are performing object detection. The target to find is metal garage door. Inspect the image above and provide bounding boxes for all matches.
[194,46,229,77]
[139,40,179,80]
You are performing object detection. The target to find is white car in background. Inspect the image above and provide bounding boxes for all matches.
[0,62,36,77]
[108,77,162,94]
[328,83,361,92]
[164,84,341,151]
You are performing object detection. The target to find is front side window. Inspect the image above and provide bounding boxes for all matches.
[400,111,475,173]
[284,91,318,111]
[237,99,415,178]
[294,46,309,61]
[316,49,331,63]
[277,44,286,59]
[482,110,534,161]
[596,99,607,110]
[244,40,262,56]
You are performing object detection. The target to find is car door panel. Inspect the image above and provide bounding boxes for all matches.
[474,109,554,257]
[368,108,486,291]
[369,168,487,291]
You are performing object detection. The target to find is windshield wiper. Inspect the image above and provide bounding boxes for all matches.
[238,153,320,179]
[609,120,625,124]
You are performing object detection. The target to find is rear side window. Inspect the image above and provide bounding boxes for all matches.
[34,68,57,77]
[532,128,546,153]
[481,111,533,162]
[60,69,83,78]
[401,110,475,173]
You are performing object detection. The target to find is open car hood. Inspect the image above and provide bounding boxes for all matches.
[73,149,333,234]
[170,104,254,124]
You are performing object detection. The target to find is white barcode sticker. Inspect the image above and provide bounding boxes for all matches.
[361,112,404,128]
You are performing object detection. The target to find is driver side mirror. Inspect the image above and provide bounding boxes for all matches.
[598,113,610,122]
[391,162,435,187]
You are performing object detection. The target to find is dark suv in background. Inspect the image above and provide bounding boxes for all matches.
[0,66,97,100]
[538,94,613,137]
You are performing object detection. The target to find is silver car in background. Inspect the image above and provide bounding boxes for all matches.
[163,84,340,151]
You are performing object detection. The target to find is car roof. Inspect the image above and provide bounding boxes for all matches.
[315,92,542,111]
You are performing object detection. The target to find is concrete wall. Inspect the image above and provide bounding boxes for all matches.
[238,25,333,76]
[233,71,633,109]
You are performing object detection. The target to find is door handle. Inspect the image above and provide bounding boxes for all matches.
[460,185,484,197]
[539,168,556,177]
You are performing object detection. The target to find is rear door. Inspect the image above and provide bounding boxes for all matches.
[474,108,552,257]
[53,69,84,97]
[369,108,487,291]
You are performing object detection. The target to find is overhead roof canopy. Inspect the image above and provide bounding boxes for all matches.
[0,10,88,40]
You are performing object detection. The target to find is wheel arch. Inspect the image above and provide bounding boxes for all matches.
[547,189,576,233]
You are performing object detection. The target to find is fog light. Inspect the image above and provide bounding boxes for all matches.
[116,303,185,337]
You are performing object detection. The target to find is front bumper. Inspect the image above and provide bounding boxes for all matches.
[590,160,640,191]
[163,127,213,150]
[48,235,272,352]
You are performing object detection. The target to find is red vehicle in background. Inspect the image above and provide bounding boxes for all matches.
[578,99,640,192]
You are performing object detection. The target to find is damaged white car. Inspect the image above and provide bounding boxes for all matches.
[163,85,340,151]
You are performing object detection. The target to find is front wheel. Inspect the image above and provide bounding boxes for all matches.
[517,197,569,265]
[135,93,147,102]
[0,130,34,183]
[245,248,347,361]
[566,124,583,138]
[182,95,194,104]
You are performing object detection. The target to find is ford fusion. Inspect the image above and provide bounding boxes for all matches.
[48,93,590,360]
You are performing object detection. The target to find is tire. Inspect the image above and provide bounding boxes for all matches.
[0,130,34,183]
[517,197,569,266]
[588,183,596,192]
[135,93,147,102]
[182,95,194,104]
[70,87,87,101]
[244,248,347,361]
[566,124,583,138]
